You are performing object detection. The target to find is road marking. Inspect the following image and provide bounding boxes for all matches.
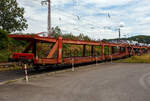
[139,72,150,89]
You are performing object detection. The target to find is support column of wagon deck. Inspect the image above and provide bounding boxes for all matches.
[109,45,111,58]
[91,45,94,57]
[33,40,37,58]
[101,45,105,60]
[140,47,143,55]
[148,48,150,53]
[125,46,129,57]
[111,46,115,55]
[131,47,134,56]
[83,45,86,57]
[58,37,62,64]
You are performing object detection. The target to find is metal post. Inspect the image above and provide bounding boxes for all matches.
[118,28,121,43]
[95,57,98,66]
[41,0,51,36]
[48,0,51,36]
[109,45,111,57]
[111,55,112,63]
[72,58,75,72]
[24,64,29,83]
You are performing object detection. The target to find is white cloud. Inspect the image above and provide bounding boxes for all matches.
[82,0,133,7]
[17,0,150,39]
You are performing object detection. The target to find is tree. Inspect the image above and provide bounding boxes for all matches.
[0,0,28,32]
[51,26,62,37]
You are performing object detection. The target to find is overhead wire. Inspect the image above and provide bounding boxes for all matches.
[72,0,81,32]
[52,0,116,35]
[52,1,104,31]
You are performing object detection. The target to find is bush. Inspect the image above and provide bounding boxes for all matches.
[0,49,9,61]
[0,29,9,50]
[0,29,9,61]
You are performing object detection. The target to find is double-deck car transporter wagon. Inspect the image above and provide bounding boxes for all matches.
[8,34,150,69]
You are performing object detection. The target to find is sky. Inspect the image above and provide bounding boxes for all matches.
[17,0,150,39]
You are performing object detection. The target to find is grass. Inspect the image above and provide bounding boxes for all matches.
[0,65,22,72]
[0,49,9,62]
[0,64,33,72]
[116,54,150,63]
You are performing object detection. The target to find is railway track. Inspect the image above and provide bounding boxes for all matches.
[0,61,84,82]
[0,62,17,68]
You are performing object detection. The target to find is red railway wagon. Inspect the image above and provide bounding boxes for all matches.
[10,53,34,63]
[8,34,150,68]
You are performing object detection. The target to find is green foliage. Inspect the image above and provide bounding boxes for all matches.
[51,26,62,38]
[0,49,9,61]
[77,33,91,41]
[0,29,27,61]
[0,29,9,49]
[108,35,150,44]
[104,46,109,55]
[0,0,28,32]
[63,33,78,40]
[129,35,150,44]
[0,29,9,61]
[51,26,91,41]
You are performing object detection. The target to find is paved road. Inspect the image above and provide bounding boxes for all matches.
[0,63,150,101]
[0,70,24,82]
